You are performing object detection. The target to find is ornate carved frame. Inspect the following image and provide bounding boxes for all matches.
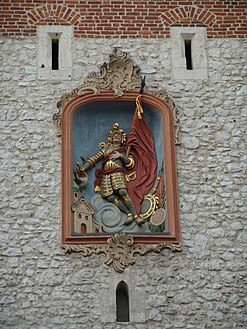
[54,49,181,272]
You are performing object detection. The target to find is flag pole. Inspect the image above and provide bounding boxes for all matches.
[126,76,146,157]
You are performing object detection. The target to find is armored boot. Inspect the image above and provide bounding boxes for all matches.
[122,194,145,225]
[112,197,135,225]
[134,215,145,226]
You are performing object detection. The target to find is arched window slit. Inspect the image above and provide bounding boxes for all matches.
[116,281,130,322]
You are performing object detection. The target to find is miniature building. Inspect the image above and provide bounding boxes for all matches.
[72,198,102,234]
[72,184,102,234]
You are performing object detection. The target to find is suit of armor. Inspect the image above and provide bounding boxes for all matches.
[76,123,144,225]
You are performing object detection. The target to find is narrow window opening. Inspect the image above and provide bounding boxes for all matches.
[116,281,130,323]
[52,39,59,70]
[184,39,193,70]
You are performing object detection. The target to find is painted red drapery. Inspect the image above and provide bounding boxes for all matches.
[126,96,157,214]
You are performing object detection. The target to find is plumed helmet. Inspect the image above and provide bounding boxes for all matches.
[107,123,127,145]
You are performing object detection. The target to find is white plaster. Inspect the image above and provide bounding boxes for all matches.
[37,25,73,80]
[100,269,146,323]
[170,27,208,80]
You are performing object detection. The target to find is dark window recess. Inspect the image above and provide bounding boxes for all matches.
[52,39,59,70]
[116,281,130,323]
[184,39,193,70]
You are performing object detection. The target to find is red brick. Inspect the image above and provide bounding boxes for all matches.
[63,8,72,20]
[0,0,246,38]
[27,13,37,22]
[170,11,180,22]
[9,6,21,10]
[37,8,45,19]
[70,14,80,24]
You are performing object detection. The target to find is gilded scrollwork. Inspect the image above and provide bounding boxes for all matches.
[62,233,182,273]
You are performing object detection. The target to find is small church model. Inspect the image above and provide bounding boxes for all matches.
[72,183,102,234]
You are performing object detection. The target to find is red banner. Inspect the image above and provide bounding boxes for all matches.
[126,96,157,214]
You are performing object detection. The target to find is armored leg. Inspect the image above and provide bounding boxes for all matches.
[118,189,145,225]
[118,189,136,216]
[106,195,130,214]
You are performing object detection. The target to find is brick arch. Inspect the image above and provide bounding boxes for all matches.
[27,5,81,26]
[160,6,216,27]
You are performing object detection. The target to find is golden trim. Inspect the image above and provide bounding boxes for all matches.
[122,194,132,202]
[62,233,182,273]
[136,94,144,119]
[107,123,127,146]
[94,186,101,192]
[87,151,104,166]
[113,198,119,207]
[104,160,122,170]
[140,194,159,220]
[125,171,136,182]
[125,156,135,169]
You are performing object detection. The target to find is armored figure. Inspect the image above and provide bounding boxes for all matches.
[76,123,144,225]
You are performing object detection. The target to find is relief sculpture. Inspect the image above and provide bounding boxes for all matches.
[56,49,181,272]
[73,95,166,235]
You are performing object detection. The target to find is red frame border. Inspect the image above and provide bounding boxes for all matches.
[61,91,180,244]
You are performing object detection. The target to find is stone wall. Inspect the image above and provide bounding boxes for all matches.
[0,37,246,328]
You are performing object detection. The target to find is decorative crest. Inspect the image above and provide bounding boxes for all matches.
[54,49,142,136]
[62,233,182,273]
